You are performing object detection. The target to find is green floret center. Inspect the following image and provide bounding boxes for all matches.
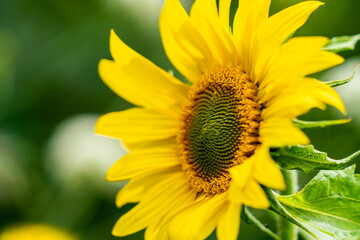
[187,85,241,180]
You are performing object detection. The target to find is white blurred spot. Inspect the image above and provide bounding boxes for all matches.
[106,0,165,24]
[45,114,127,192]
[105,0,192,25]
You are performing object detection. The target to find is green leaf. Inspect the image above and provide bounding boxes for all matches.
[324,64,359,87]
[293,119,351,129]
[276,166,360,240]
[271,145,360,173]
[263,187,318,239]
[323,34,360,53]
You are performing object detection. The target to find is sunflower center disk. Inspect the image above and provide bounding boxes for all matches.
[178,66,262,194]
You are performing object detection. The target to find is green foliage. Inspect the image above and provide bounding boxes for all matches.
[272,145,360,172]
[263,187,318,239]
[293,119,351,129]
[323,34,360,53]
[276,166,360,240]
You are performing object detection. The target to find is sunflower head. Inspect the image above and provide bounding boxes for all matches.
[95,0,345,239]
[179,66,262,194]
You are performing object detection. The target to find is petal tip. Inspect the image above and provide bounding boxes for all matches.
[276,178,287,191]
[94,114,106,135]
[105,167,118,182]
[111,223,124,237]
[98,58,112,78]
[110,28,118,40]
[339,104,347,115]
[105,170,114,182]
[310,1,325,7]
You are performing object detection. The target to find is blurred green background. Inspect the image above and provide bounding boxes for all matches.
[0,0,359,239]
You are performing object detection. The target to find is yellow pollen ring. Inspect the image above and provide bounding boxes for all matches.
[178,66,262,195]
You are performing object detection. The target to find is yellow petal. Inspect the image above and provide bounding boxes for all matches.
[112,172,196,237]
[247,0,271,79]
[241,178,270,209]
[261,40,343,92]
[233,0,271,73]
[99,58,187,114]
[250,0,271,25]
[145,188,200,240]
[262,1,324,46]
[115,169,177,208]
[95,108,178,144]
[233,0,251,47]
[109,29,189,103]
[106,146,181,181]
[277,37,341,76]
[229,146,283,206]
[229,158,254,189]
[219,0,232,31]
[145,192,199,240]
[228,154,256,205]
[160,0,212,82]
[122,137,177,151]
[168,194,228,240]
[190,0,237,66]
[144,224,159,240]
[261,93,326,120]
[216,202,241,240]
[259,118,310,147]
[145,222,169,240]
[253,1,324,82]
[260,36,328,87]
[261,77,346,118]
[299,50,344,77]
[229,169,272,208]
[228,181,243,205]
[303,78,346,114]
[253,146,286,190]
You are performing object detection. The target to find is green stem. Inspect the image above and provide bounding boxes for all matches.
[279,170,298,240]
[241,206,280,240]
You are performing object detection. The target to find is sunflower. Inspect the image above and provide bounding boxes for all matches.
[0,224,78,240]
[95,0,345,239]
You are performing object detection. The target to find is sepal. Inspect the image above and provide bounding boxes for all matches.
[324,63,359,87]
[293,118,350,129]
[323,34,360,53]
[271,145,360,173]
